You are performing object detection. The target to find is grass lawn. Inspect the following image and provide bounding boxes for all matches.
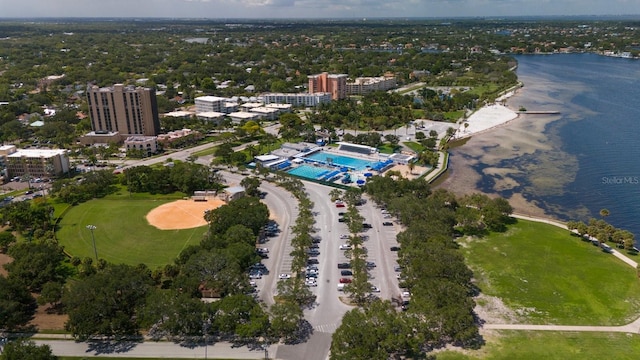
[403,141,425,152]
[461,219,640,325]
[56,192,205,269]
[436,331,640,360]
[378,144,400,154]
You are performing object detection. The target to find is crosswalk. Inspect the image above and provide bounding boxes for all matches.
[314,323,340,333]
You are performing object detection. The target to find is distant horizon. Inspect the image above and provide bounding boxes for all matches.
[2,14,640,21]
[2,0,640,20]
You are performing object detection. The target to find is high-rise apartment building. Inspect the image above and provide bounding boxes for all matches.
[87,84,160,137]
[308,72,347,100]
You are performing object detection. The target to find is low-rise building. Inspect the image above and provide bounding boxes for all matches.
[346,76,397,95]
[249,107,280,121]
[262,92,331,107]
[2,145,70,178]
[197,111,226,123]
[124,136,158,157]
[228,111,262,123]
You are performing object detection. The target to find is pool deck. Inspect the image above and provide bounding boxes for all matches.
[286,146,433,186]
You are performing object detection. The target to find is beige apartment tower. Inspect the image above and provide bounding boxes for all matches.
[87,84,160,137]
[308,72,347,100]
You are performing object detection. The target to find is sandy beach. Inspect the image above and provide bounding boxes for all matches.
[453,103,519,140]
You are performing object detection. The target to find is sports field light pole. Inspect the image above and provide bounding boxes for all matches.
[86,225,98,260]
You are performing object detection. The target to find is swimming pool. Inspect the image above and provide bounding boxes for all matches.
[287,165,333,179]
[304,151,376,171]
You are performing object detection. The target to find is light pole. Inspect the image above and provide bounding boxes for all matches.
[86,225,98,260]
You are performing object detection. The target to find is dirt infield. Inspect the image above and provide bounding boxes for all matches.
[146,198,226,230]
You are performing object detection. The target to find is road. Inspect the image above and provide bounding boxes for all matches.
[33,337,277,359]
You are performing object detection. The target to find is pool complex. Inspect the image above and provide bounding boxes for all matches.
[303,151,376,171]
[287,165,333,179]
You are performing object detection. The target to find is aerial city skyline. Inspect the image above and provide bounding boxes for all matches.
[1,0,639,19]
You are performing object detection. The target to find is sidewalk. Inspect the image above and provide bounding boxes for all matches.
[511,213,638,269]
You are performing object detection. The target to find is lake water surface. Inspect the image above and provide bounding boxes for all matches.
[440,53,640,237]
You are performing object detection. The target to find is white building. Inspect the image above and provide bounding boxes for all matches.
[228,111,261,123]
[197,111,226,123]
[265,103,292,113]
[124,136,158,156]
[195,96,227,113]
[262,92,331,107]
[346,76,397,95]
[249,107,280,121]
[1,145,70,178]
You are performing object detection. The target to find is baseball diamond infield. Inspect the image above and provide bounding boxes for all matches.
[146,198,226,230]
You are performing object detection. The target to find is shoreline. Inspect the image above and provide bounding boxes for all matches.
[452,90,521,140]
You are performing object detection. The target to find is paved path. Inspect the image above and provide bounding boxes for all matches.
[511,213,638,268]
[484,318,640,333]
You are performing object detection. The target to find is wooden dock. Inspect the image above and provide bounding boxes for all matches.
[518,110,560,114]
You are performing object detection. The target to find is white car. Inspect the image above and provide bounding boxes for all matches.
[339,244,352,250]
[340,234,350,239]
[307,268,319,275]
[371,286,381,293]
[249,281,257,287]
[305,279,318,287]
[249,273,262,279]
[257,247,269,253]
[278,273,291,280]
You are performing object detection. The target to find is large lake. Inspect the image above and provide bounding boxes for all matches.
[440,53,640,238]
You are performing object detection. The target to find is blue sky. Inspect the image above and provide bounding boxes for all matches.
[1,0,639,18]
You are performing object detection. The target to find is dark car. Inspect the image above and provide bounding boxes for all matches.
[24,190,34,195]
[339,278,352,283]
[362,223,373,229]
[337,263,351,269]
[390,246,401,251]
[382,221,393,226]
[307,258,319,265]
[338,212,346,216]
[312,237,322,243]
[338,218,346,223]
[340,270,353,276]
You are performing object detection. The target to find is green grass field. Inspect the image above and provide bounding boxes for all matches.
[56,193,206,269]
[461,219,640,326]
[436,331,640,360]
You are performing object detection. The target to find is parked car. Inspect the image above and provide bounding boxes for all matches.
[278,273,291,280]
[305,279,318,287]
[338,212,346,216]
[312,237,322,243]
[249,273,262,279]
[382,221,393,226]
[339,278,352,284]
[366,261,376,268]
[336,202,345,208]
[390,246,401,251]
[337,263,351,269]
[370,286,381,293]
[339,234,350,239]
[362,223,373,229]
[307,258,319,265]
[339,244,352,250]
[338,217,346,223]
[340,270,353,276]
[306,265,318,271]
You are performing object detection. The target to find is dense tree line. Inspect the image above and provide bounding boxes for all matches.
[50,169,117,205]
[122,163,223,195]
[567,217,636,250]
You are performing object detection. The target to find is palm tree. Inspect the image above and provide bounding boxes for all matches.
[407,161,416,175]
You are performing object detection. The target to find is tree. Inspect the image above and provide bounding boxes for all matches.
[0,231,16,253]
[269,301,303,343]
[63,264,154,340]
[141,288,206,340]
[599,208,610,218]
[330,300,420,360]
[0,339,57,360]
[37,281,64,309]
[240,176,261,197]
[6,242,66,292]
[0,275,36,331]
